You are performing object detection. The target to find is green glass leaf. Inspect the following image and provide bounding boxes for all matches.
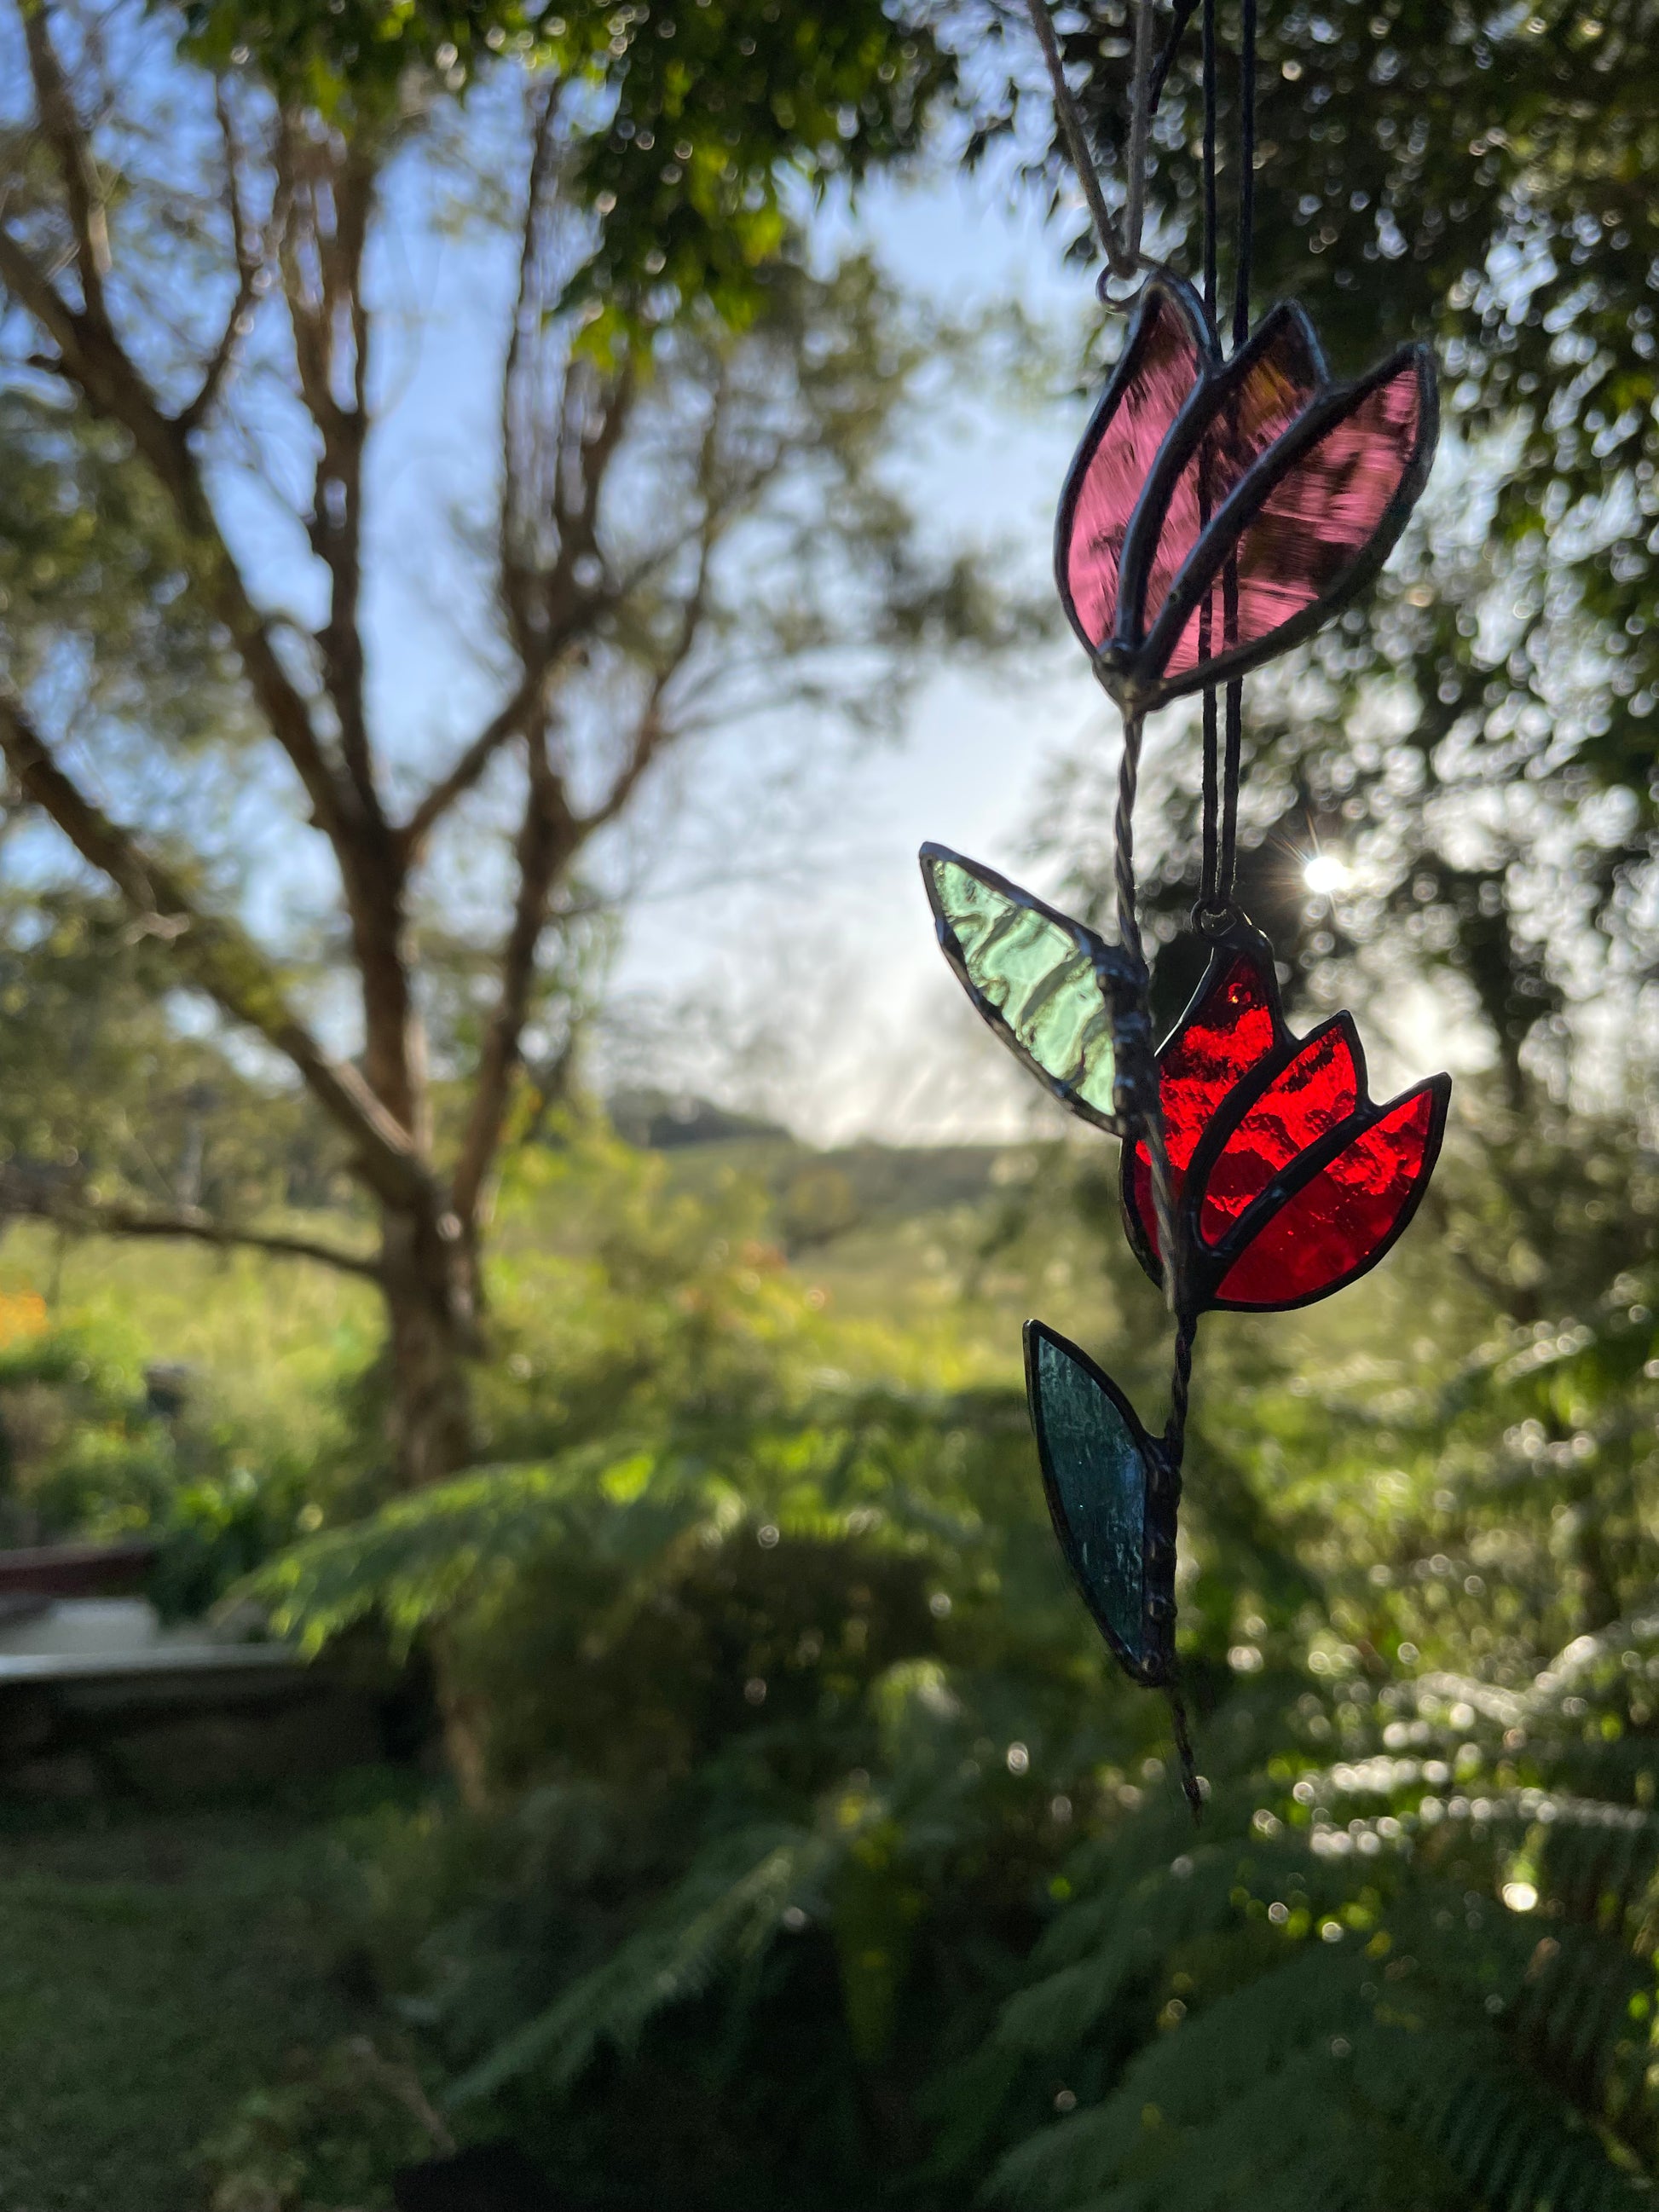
[920,845,1141,1133]
[1025,1322,1151,1674]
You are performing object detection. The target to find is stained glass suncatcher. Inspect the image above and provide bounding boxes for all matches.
[919,0,1453,1807]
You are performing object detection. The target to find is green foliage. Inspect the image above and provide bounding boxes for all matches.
[0,1304,330,1610]
[246,1224,1150,2203]
[982,1608,1659,2210]
[196,2037,441,2212]
[0,392,252,750]
[0,887,354,1223]
[180,0,952,338]
[211,1121,1657,2209]
[1,1107,1653,2207]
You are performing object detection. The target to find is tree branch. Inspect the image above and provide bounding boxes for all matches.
[0,687,427,1211]
[0,226,83,363]
[402,101,633,860]
[0,213,345,840]
[178,83,263,434]
[20,5,112,322]
[0,10,344,847]
[449,725,581,1227]
[443,362,731,1222]
[274,116,379,828]
[576,388,724,841]
[266,116,430,1133]
[398,661,558,863]
[0,1167,384,1280]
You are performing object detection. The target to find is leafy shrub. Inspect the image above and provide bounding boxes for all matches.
[983,1616,1659,2210]
[234,1155,1659,2208]
[0,1312,318,1610]
[196,2037,443,2212]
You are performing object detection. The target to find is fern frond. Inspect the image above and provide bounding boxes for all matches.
[448,1816,832,2105]
[1358,2017,1650,2210]
[243,1443,707,1651]
[1094,2045,1460,2212]
[994,1948,1362,2205]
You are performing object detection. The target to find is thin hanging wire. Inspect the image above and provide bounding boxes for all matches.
[1234,0,1257,344]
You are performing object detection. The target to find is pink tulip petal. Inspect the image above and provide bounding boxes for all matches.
[1061,283,1209,650]
[1135,307,1323,647]
[1161,352,1428,684]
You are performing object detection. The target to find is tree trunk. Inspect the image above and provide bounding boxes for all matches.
[379,1207,497,1797]
[380,1204,479,1488]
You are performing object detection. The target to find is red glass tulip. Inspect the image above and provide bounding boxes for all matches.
[1057,275,1438,712]
[1122,922,1450,1314]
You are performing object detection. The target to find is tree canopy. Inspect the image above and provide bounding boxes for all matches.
[0,0,1019,1482]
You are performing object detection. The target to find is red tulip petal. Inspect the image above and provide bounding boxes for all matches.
[1161,352,1428,685]
[1215,1082,1441,1308]
[1061,283,1208,651]
[1158,947,1281,1170]
[1136,308,1322,646]
[1124,944,1282,1259]
[1197,1019,1361,1245]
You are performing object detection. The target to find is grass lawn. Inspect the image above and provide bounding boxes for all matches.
[0,1793,374,2211]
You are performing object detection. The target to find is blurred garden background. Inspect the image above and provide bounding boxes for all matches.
[0,0,1656,2205]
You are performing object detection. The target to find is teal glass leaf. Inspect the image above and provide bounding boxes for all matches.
[920,845,1146,1134]
[1025,1320,1153,1676]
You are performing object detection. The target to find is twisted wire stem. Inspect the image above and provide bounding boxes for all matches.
[1164,1308,1196,1472]
[1116,716,1182,1320]
[1161,1311,1202,1822]
[1119,711,1202,1819]
[1113,710,1145,968]
[1118,709,1201,1818]
[1166,1684,1204,1822]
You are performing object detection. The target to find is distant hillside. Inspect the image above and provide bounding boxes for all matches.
[606,1089,791,1150]
[612,1092,1015,1243]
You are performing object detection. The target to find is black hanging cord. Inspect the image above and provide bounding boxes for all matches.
[1234,0,1257,347]
[1171,0,1263,1823]
[1217,699,1243,908]
[1201,0,1220,328]
[1215,0,1257,912]
[1198,0,1221,918]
